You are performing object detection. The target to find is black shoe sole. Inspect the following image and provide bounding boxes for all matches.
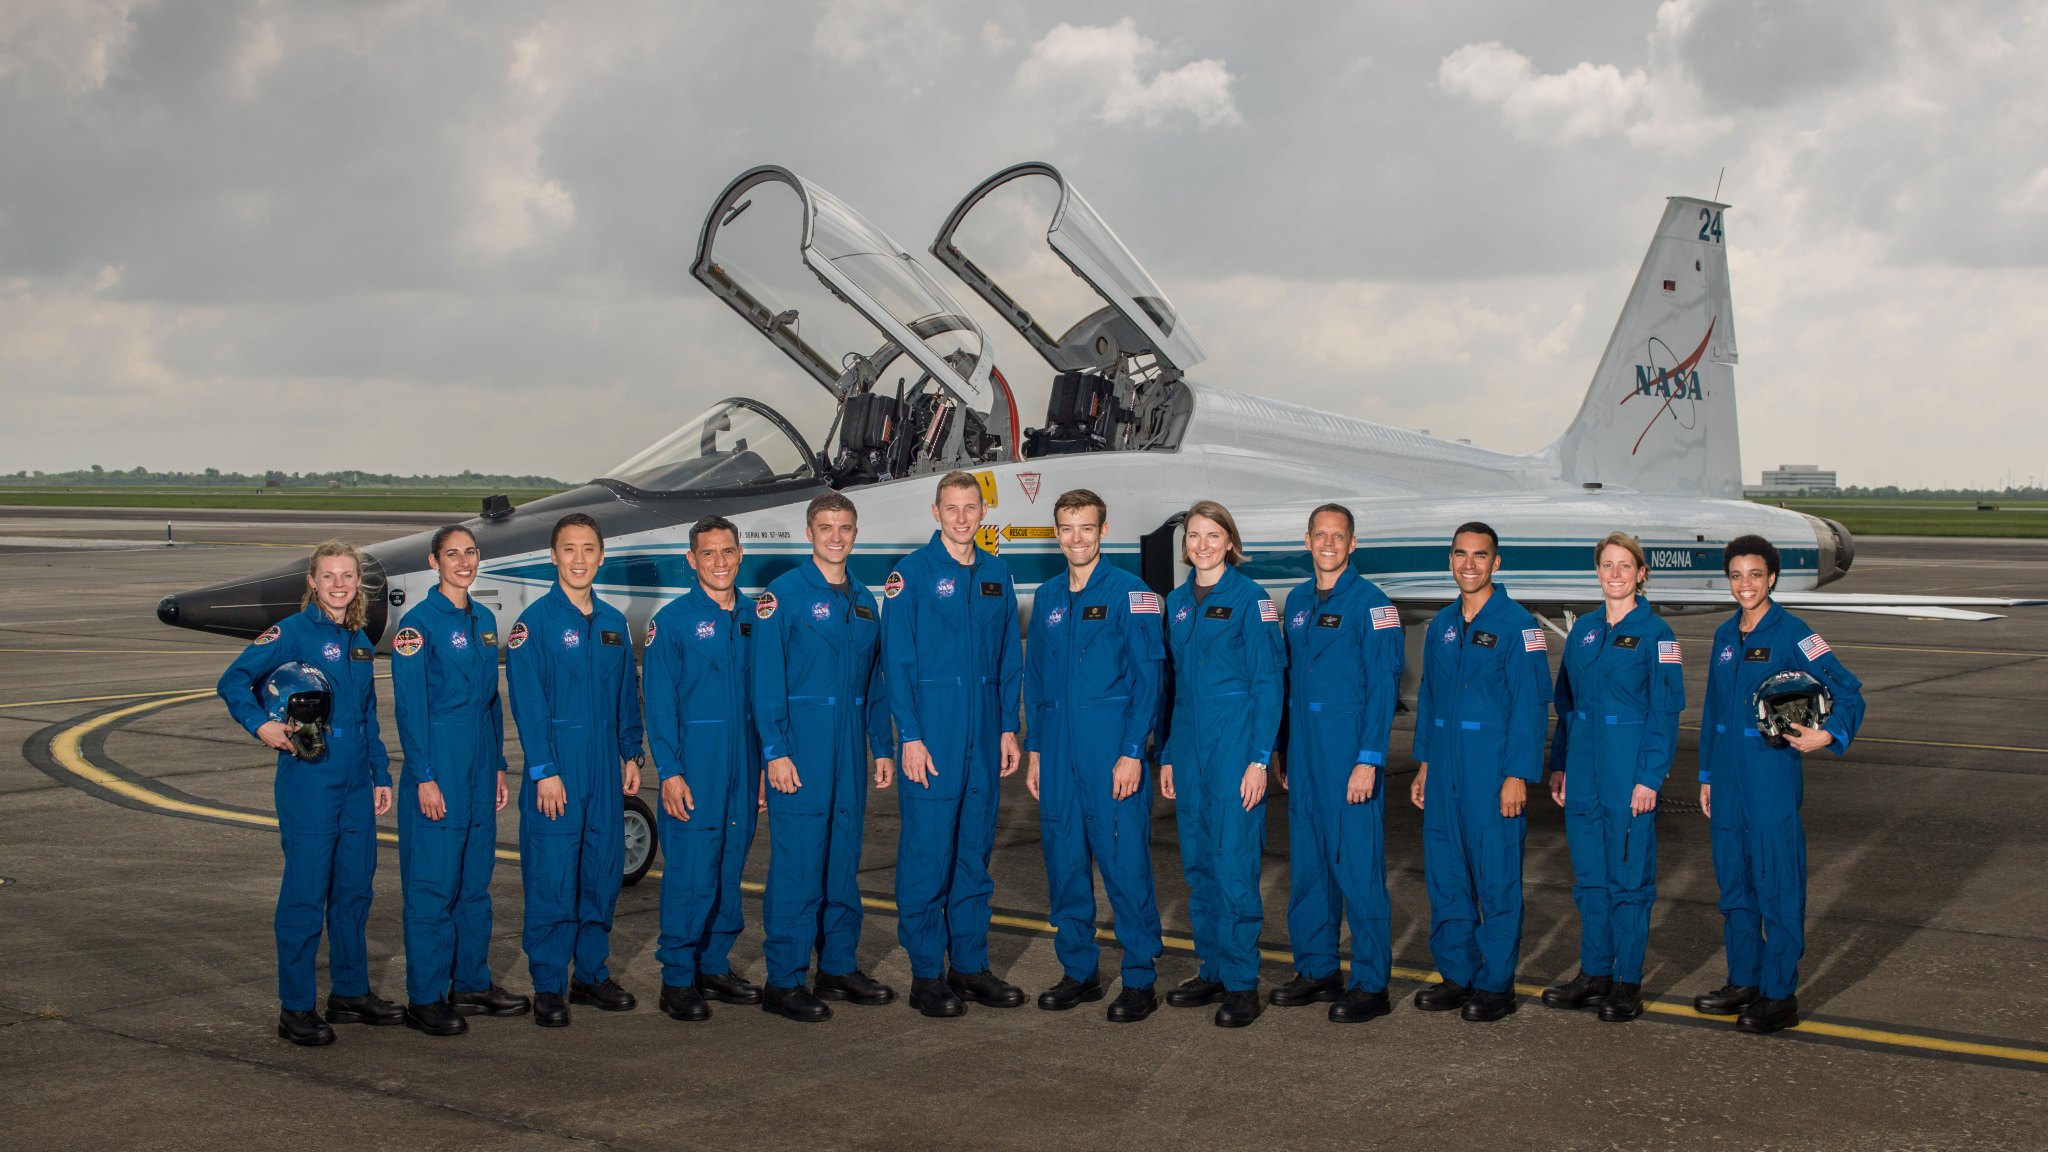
[533,1014,570,1028]
[1599,1005,1644,1023]
[1214,1008,1263,1028]
[697,988,763,1006]
[1413,996,1473,1013]
[814,990,895,1006]
[451,998,531,1018]
[660,1005,711,1022]
[912,997,968,1018]
[1693,1002,1753,1016]
[569,993,636,1012]
[1166,990,1225,1008]
[325,1011,402,1026]
[1038,987,1106,1011]
[1270,988,1344,1008]
[403,1017,468,1037]
[952,989,1026,1008]
[1735,1015,1798,1034]
[1541,994,1608,1010]
[277,1026,335,1046]
[1107,1003,1157,1023]
[762,1002,832,1023]
[1461,1003,1519,1023]
[1329,1002,1393,1024]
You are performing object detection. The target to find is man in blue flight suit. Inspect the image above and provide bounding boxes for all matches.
[882,470,1026,1018]
[1409,521,1554,1022]
[1271,504,1405,1024]
[645,515,765,1022]
[506,513,645,1027]
[754,492,898,1023]
[1694,534,1865,1034]
[1024,488,1167,1023]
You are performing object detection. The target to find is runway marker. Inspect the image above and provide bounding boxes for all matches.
[34,692,2048,1071]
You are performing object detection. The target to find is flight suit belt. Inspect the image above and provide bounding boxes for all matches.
[1712,724,1763,737]
[1571,712,1645,726]
[787,694,867,706]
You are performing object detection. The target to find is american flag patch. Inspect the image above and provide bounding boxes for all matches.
[1259,599,1279,623]
[1523,627,1547,652]
[1128,591,1161,615]
[1370,605,1401,630]
[1799,634,1831,660]
[1658,640,1682,664]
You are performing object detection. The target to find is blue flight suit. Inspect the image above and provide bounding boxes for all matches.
[505,584,644,996]
[644,589,761,989]
[1545,598,1684,986]
[752,560,894,990]
[217,604,391,1012]
[1412,586,1553,995]
[390,587,508,1007]
[1281,575,1404,994]
[1024,562,1167,990]
[1699,601,1864,1000]
[882,532,1023,979]
[1162,565,1285,992]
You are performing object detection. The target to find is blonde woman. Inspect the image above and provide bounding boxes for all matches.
[1540,532,1684,1023]
[217,540,396,1046]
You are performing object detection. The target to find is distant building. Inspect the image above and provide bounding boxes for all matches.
[1756,464,1838,495]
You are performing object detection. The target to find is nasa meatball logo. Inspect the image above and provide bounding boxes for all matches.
[449,630,468,651]
[1046,607,1064,626]
[1442,626,1458,645]
[253,625,281,646]
[935,577,956,598]
[696,620,716,640]
[884,571,905,599]
[1718,645,1733,665]
[755,592,778,620]
[561,628,581,649]
[507,623,528,650]
[1581,630,1599,646]
[1290,610,1307,630]
[1174,606,1190,623]
[321,642,342,663]
[392,627,424,657]
[811,601,832,621]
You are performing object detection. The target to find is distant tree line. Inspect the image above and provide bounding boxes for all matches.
[1775,485,2048,501]
[1,466,569,488]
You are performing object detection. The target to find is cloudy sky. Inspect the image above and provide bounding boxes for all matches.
[5,0,2046,489]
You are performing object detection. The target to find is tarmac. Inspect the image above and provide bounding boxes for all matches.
[2,507,2045,1151]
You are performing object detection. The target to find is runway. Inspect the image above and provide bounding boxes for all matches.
[2,510,2045,1150]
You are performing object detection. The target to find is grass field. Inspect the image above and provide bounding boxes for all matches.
[1767,499,2048,538]
[0,487,566,512]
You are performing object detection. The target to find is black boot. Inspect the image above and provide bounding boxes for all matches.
[1107,985,1158,1023]
[1692,983,1760,1015]
[1037,973,1104,1011]
[1412,980,1474,1012]
[909,976,966,1018]
[814,969,896,1006]
[451,985,531,1017]
[277,1009,335,1046]
[1214,989,1263,1028]
[569,978,636,1012]
[532,992,570,1028]
[1460,989,1518,1022]
[761,983,831,1023]
[948,969,1025,1008]
[659,984,711,1022]
[403,1001,468,1036]
[1166,975,1226,1008]
[1599,982,1644,1022]
[1541,971,1613,1010]
[325,992,403,1026]
[1736,994,1799,1034]
[696,968,763,1006]
[1269,972,1344,1007]
[1328,988,1393,1024]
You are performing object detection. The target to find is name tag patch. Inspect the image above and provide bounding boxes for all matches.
[980,581,1003,597]
[1745,647,1771,662]
[1316,614,1342,629]
[1613,635,1640,649]
[1472,630,1498,648]
[1083,605,1107,621]
[1204,605,1233,620]
[854,604,874,620]
[350,646,374,661]
[481,631,498,647]
[601,630,624,646]
[739,622,753,637]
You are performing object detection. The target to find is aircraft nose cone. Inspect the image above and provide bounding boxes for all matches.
[156,595,179,626]
[159,557,312,640]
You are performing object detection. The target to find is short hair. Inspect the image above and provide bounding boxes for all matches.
[1594,530,1649,592]
[934,470,982,503]
[689,514,740,551]
[1452,521,1499,551]
[1053,488,1107,528]
[1723,534,1780,578]
[806,492,858,527]
[1183,499,1245,567]
[427,524,476,562]
[1307,503,1355,536]
[551,512,603,550]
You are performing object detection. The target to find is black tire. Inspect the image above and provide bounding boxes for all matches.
[622,793,657,887]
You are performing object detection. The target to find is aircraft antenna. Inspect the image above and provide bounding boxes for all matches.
[1714,166,1725,201]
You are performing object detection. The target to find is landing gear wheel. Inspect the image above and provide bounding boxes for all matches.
[622,793,657,887]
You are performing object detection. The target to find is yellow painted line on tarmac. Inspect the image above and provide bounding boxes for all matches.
[0,647,227,656]
[40,693,2048,1070]
[1,689,203,710]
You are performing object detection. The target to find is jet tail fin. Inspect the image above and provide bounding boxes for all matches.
[1553,197,1741,498]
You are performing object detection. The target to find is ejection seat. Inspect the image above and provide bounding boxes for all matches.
[1024,371,1121,458]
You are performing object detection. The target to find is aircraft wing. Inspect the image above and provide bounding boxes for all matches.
[1374,582,2045,623]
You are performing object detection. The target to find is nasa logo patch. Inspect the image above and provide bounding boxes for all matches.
[450,630,469,651]
[695,620,716,640]
[1290,610,1308,630]
[1174,606,1190,623]
[254,625,281,646]
[322,642,343,663]
[1718,645,1733,664]
[1046,607,1065,626]
[935,577,956,598]
[884,571,905,599]
[812,601,832,620]
[1442,626,1458,644]
[561,628,581,649]
[507,623,528,650]
[1581,629,1600,646]
[392,627,424,657]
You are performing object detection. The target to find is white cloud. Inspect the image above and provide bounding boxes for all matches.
[812,0,959,73]
[0,0,142,92]
[1013,18,1242,130]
